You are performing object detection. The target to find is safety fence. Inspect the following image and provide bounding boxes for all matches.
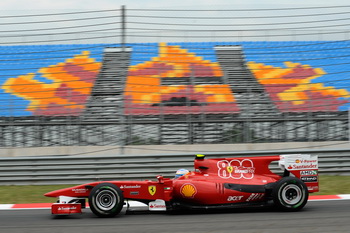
[0,149,349,185]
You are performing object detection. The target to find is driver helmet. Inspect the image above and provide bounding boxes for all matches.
[175,168,189,178]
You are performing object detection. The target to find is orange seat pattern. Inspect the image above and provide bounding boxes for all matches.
[248,61,350,112]
[2,51,101,115]
[124,43,239,115]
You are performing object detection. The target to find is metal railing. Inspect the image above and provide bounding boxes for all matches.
[0,148,349,185]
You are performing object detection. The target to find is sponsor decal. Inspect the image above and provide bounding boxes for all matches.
[246,193,265,202]
[288,160,318,170]
[301,176,318,182]
[72,188,87,193]
[284,155,318,171]
[180,183,197,198]
[148,185,157,196]
[149,203,166,209]
[148,199,166,211]
[288,164,317,170]
[308,185,319,191]
[58,207,77,211]
[120,185,141,189]
[130,191,139,195]
[217,159,255,179]
[227,196,243,201]
[300,170,318,176]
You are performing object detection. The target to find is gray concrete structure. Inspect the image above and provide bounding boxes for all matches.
[1,141,349,157]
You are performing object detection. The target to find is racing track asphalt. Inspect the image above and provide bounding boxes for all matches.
[0,200,349,233]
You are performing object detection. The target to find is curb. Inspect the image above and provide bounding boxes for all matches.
[308,194,350,201]
[1,195,350,210]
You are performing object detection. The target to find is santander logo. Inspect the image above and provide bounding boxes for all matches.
[280,154,318,172]
[150,204,166,208]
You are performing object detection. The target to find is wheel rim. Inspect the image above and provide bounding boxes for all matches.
[95,189,117,211]
[281,184,303,205]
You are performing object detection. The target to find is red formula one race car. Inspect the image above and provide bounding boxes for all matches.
[45,154,319,217]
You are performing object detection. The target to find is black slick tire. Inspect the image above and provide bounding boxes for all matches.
[272,177,309,211]
[88,183,124,218]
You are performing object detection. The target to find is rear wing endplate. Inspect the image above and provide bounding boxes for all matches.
[279,154,319,192]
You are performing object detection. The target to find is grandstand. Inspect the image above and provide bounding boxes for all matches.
[0,6,349,147]
[0,41,348,147]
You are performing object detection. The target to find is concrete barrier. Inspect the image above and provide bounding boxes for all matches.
[1,141,350,157]
[0,147,349,185]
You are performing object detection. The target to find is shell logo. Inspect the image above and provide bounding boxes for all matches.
[180,183,197,198]
[295,159,301,163]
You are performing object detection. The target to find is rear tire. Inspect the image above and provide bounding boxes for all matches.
[272,177,308,211]
[89,183,124,218]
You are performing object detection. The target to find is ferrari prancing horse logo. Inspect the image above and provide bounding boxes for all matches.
[148,185,156,196]
[227,166,233,173]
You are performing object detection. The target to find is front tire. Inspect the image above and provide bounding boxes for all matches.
[272,177,308,211]
[88,183,124,218]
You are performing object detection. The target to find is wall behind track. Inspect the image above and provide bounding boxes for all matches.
[0,148,349,185]
[1,141,350,157]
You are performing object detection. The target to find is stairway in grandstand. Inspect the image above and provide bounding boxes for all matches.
[215,46,280,118]
[159,122,226,144]
[84,47,131,120]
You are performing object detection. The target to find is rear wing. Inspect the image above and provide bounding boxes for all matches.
[279,154,319,192]
[194,154,319,193]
